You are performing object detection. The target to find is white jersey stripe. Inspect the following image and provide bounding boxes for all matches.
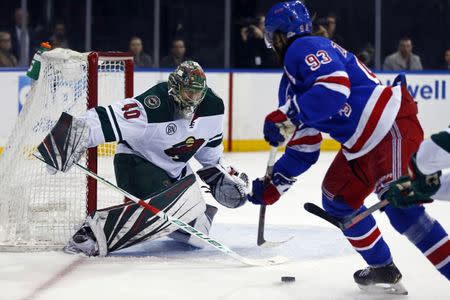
[314,82,350,98]
[315,71,349,80]
[288,142,321,153]
[106,106,119,141]
[343,86,402,160]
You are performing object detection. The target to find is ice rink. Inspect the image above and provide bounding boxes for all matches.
[1,151,449,300]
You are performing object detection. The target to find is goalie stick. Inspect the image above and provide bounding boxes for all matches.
[257,147,294,247]
[68,161,287,266]
[303,200,389,230]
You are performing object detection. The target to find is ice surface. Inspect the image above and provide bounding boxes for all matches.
[1,152,449,300]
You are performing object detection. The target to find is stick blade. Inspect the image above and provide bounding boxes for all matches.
[242,255,289,267]
[303,202,344,230]
[258,236,294,248]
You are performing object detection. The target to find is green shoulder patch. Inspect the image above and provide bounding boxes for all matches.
[134,82,175,123]
[195,88,225,117]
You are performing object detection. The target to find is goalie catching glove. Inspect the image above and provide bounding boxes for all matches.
[34,112,89,173]
[197,159,249,208]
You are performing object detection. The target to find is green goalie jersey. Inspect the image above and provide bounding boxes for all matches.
[79,82,224,178]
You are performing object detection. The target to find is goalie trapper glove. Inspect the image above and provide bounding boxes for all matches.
[247,172,296,205]
[197,161,249,208]
[386,154,439,208]
[34,112,89,173]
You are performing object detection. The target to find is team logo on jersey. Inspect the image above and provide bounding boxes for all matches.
[166,123,177,135]
[164,136,205,163]
[338,103,352,117]
[144,95,161,109]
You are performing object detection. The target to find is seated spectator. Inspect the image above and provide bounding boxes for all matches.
[129,36,153,67]
[357,44,375,69]
[444,48,450,70]
[326,13,344,45]
[313,18,330,38]
[383,37,423,71]
[49,22,69,49]
[161,38,187,68]
[237,14,277,68]
[0,31,18,67]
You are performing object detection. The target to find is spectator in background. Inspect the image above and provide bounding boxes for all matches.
[357,44,375,69]
[0,31,17,67]
[10,8,36,66]
[444,48,450,70]
[383,37,423,71]
[237,14,277,68]
[313,18,330,38]
[161,38,187,68]
[129,36,153,67]
[49,22,69,49]
[326,13,344,45]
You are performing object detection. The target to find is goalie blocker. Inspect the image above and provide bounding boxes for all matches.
[34,112,249,255]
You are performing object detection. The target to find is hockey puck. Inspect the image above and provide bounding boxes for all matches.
[281,276,295,283]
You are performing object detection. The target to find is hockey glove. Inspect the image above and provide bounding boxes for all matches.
[34,112,89,173]
[247,172,296,205]
[386,155,440,208]
[197,159,249,208]
[263,109,297,147]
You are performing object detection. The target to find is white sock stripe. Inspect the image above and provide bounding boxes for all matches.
[424,236,449,256]
[346,225,378,241]
[391,127,397,180]
[436,256,450,269]
[352,235,383,251]
[393,123,402,179]
[322,187,334,199]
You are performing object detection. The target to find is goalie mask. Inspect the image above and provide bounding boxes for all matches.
[168,60,207,118]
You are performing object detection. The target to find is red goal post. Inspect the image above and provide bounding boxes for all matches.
[86,52,134,215]
[0,49,134,250]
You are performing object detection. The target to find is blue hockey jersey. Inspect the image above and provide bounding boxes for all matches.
[274,36,403,178]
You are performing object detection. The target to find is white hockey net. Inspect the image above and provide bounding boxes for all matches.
[0,48,133,250]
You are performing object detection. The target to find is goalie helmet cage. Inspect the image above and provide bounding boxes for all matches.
[0,49,134,251]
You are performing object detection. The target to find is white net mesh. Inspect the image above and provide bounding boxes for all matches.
[0,48,131,250]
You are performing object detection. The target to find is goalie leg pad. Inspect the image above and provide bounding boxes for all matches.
[168,204,218,248]
[66,175,206,254]
[197,163,249,208]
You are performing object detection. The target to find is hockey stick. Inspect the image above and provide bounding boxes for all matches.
[257,147,294,247]
[303,199,389,230]
[72,162,287,267]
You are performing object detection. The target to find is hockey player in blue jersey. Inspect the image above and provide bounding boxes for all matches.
[247,0,450,293]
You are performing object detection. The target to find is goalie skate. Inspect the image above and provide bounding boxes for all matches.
[354,263,408,295]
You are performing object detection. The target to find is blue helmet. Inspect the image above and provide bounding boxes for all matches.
[264,1,312,48]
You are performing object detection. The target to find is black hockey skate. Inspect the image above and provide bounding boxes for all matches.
[64,224,99,256]
[354,263,408,295]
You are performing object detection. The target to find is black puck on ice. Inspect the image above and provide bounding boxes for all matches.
[281,276,295,283]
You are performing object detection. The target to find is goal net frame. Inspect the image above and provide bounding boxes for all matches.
[0,49,134,251]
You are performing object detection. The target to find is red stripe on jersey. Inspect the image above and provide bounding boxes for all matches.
[315,76,351,89]
[288,134,322,146]
[347,227,381,249]
[345,87,393,153]
[427,240,450,266]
